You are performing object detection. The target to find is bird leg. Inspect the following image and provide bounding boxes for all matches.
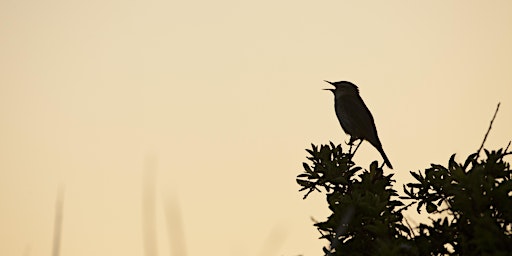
[351,139,363,155]
[345,137,354,154]
[347,137,362,155]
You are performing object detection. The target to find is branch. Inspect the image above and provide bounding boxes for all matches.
[403,217,417,238]
[476,103,501,156]
[396,201,417,213]
[504,141,511,153]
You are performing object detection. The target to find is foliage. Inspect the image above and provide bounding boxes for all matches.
[297,143,512,255]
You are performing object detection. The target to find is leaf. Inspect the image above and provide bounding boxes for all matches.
[449,154,462,172]
[426,202,437,213]
[303,162,313,173]
[410,171,424,182]
[464,152,479,168]
[396,223,410,234]
[417,201,424,214]
[407,183,422,189]
[389,200,405,207]
[296,179,312,187]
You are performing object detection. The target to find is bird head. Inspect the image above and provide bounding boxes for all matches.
[323,80,359,96]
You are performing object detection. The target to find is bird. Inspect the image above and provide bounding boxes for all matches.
[324,80,393,169]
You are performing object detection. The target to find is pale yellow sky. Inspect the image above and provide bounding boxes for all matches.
[1,1,512,255]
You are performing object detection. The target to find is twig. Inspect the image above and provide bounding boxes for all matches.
[403,217,416,238]
[396,201,416,213]
[476,103,501,156]
[504,141,511,153]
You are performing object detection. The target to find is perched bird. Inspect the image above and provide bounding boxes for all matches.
[324,80,393,169]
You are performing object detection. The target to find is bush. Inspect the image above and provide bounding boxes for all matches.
[297,143,512,256]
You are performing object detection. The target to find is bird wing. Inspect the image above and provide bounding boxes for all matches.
[337,94,381,146]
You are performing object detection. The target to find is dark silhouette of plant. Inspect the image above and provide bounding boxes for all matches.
[297,104,511,255]
[297,144,511,255]
[297,143,413,255]
[403,147,512,255]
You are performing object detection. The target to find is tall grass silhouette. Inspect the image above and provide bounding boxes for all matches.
[143,156,158,256]
[51,186,64,256]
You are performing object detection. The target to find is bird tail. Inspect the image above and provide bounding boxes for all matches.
[378,147,393,169]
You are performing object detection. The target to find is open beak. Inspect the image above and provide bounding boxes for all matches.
[323,80,334,91]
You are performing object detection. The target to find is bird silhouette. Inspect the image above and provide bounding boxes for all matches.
[324,80,393,169]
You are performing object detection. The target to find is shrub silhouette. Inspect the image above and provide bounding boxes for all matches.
[297,143,512,255]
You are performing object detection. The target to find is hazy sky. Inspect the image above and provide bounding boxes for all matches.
[1,1,512,255]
